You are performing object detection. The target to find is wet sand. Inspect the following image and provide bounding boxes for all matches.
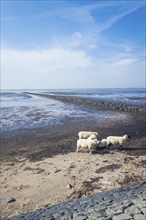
[0,94,146,218]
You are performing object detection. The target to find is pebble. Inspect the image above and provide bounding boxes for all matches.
[54,168,61,173]
[6,197,16,203]
[6,181,146,220]
[66,184,73,189]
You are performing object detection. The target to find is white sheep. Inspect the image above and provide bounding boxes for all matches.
[106,134,131,146]
[98,139,107,148]
[76,139,98,154]
[87,134,99,141]
[78,131,98,139]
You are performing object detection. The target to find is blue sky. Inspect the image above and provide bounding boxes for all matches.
[1,0,145,89]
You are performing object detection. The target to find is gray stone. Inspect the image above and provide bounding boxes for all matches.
[97,217,112,220]
[124,204,141,215]
[61,217,72,220]
[105,208,114,216]
[141,207,146,215]
[58,209,68,214]
[121,199,132,206]
[85,203,95,209]
[87,213,99,219]
[106,207,123,216]
[131,198,146,208]
[85,207,96,214]
[72,213,86,220]
[79,200,88,205]
[134,214,145,220]
[112,213,132,220]
[52,212,62,218]
[113,203,124,211]
[114,209,123,215]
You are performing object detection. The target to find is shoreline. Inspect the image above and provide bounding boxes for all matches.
[1,94,146,218]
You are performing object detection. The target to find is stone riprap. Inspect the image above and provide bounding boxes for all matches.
[27,93,146,113]
[5,181,146,220]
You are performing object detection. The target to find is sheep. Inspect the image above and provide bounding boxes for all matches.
[98,139,108,148]
[76,139,98,154]
[78,131,98,139]
[87,134,99,141]
[106,134,131,147]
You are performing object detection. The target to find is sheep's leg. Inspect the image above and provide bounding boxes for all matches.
[119,144,123,149]
[88,145,91,154]
[107,141,111,147]
[107,144,111,148]
[89,145,94,154]
[76,145,80,152]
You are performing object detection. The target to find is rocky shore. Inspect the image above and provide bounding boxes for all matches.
[5,181,146,220]
[27,92,146,113]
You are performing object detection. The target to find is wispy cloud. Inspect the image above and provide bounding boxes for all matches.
[111,58,138,66]
[96,5,144,33]
[61,0,145,33]
[41,1,145,52]
[0,16,15,21]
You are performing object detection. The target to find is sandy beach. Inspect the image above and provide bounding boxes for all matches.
[0,95,146,219]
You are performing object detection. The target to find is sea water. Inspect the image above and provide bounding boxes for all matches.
[1,88,145,132]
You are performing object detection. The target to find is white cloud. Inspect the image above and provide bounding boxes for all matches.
[111,58,138,66]
[1,47,94,89]
[1,46,145,89]
[1,47,92,72]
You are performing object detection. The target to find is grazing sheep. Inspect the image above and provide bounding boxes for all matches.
[78,131,98,139]
[106,135,131,146]
[98,139,107,148]
[76,139,98,154]
[87,134,99,141]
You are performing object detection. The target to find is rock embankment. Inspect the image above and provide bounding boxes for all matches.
[27,93,146,113]
[5,181,146,220]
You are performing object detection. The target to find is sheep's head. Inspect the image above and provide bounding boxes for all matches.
[95,140,100,144]
[98,141,102,147]
[93,140,99,145]
[124,134,131,140]
[93,132,98,136]
[101,139,107,143]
